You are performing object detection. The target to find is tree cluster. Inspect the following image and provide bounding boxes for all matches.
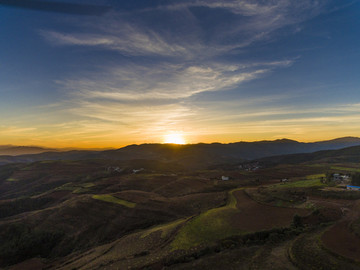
[351,172,360,186]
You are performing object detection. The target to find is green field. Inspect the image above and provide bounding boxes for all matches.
[6,178,18,182]
[171,188,242,250]
[331,166,360,172]
[92,194,136,208]
[275,178,325,188]
[55,183,77,191]
[306,174,325,180]
[55,182,96,194]
[141,218,188,239]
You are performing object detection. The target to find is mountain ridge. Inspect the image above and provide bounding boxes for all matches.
[0,146,56,156]
[257,144,360,166]
[1,137,360,167]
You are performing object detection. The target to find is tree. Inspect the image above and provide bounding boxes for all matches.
[351,172,360,186]
[292,214,303,228]
[325,172,333,184]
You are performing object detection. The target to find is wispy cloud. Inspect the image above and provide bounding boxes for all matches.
[154,0,327,16]
[0,126,37,135]
[41,26,190,57]
[41,1,330,58]
[39,0,325,102]
[58,62,289,101]
[42,31,115,46]
[53,58,293,141]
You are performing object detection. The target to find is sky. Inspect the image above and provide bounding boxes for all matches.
[1,0,360,148]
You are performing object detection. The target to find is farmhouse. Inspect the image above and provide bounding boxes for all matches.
[221,176,230,181]
[331,173,350,183]
[346,185,360,191]
[133,168,144,174]
[238,162,261,171]
[107,166,123,173]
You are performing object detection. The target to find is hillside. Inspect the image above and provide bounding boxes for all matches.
[257,145,360,166]
[2,156,360,269]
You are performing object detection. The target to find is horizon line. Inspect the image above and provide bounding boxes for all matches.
[1,136,359,150]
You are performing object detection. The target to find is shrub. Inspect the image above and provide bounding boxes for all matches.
[292,214,303,228]
[351,172,360,186]
[0,223,64,266]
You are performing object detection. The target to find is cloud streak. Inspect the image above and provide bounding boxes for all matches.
[59,61,290,101]
[2,99,359,147]
[41,0,330,58]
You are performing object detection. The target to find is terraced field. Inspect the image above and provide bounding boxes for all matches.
[321,200,360,263]
[48,187,311,270]
[289,230,360,270]
[92,194,136,208]
[171,188,309,250]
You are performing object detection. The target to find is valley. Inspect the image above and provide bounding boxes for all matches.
[1,143,360,269]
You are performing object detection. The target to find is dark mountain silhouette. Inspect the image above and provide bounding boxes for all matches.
[1,137,360,167]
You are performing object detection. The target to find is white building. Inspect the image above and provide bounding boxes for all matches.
[347,185,360,191]
[133,168,144,174]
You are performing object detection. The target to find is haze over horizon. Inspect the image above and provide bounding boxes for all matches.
[1,0,360,148]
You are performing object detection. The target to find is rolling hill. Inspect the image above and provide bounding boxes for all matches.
[2,139,360,269]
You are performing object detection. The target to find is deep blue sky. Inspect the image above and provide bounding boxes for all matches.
[1,0,360,147]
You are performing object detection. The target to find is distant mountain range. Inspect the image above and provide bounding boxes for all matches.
[1,137,360,167]
[0,145,55,156]
[0,145,114,156]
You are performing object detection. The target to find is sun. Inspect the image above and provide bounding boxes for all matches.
[163,133,186,144]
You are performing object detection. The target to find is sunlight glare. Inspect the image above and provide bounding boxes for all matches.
[163,133,186,144]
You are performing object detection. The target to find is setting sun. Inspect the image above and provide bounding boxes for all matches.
[163,133,186,144]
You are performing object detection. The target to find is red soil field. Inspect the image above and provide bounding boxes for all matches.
[9,258,45,270]
[322,220,360,262]
[232,189,310,231]
[321,200,360,262]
